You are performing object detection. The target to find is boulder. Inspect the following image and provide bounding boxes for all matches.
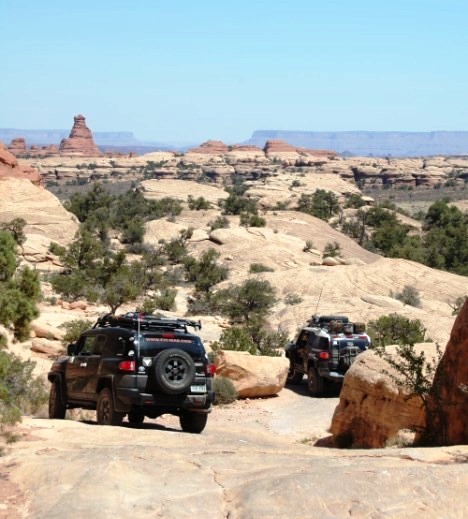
[0,143,42,185]
[30,322,64,340]
[430,299,468,444]
[30,338,63,356]
[329,345,439,448]
[214,349,289,398]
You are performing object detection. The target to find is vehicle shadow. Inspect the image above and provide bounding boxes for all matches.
[80,419,181,433]
[285,380,342,398]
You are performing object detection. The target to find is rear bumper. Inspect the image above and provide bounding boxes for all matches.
[317,368,345,382]
[115,387,215,413]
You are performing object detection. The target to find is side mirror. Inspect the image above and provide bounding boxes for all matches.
[67,343,76,355]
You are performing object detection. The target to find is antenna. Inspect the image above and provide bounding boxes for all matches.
[314,286,324,317]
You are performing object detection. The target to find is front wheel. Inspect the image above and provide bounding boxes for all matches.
[97,388,124,426]
[49,380,66,419]
[180,412,208,434]
[307,367,324,397]
[286,360,304,384]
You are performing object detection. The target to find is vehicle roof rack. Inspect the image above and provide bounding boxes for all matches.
[307,315,349,328]
[93,312,202,332]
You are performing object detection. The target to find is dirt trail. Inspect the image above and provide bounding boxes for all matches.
[1,387,467,519]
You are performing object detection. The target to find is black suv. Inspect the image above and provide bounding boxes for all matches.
[48,313,215,433]
[285,315,370,396]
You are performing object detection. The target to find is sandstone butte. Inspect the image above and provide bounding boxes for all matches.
[58,114,102,156]
[0,142,41,185]
[7,137,27,155]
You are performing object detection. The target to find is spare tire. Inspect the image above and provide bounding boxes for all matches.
[151,348,196,395]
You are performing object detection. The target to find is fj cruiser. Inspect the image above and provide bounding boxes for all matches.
[285,315,371,396]
[48,313,215,433]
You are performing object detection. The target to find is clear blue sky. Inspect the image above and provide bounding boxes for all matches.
[2,0,468,144]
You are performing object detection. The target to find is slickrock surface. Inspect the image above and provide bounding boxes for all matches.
[59,114,102,156]
[1,388,467,518]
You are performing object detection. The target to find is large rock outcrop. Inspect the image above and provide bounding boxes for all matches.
[0,143,41,185]
[7,137,27,155]
[430,299,468,445]
[59,114,102,156]
[329,345,439,448]
[214,350,289,398]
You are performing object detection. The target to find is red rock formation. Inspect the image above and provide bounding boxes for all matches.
[188,140,228,154]
[7,137,27,155]
[29,144,59,157]
[264,139,297,153]
[430,299,468,445]
[59,114,102,156]
[0,142,41,185]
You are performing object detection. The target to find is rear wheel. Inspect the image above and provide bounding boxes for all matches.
[97,388,124,426]
[307,367,324,397]
[179,412,208,434]
[49,380,66,419]
[127,408,145,426]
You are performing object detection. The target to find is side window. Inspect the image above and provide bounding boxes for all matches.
[318,337,329,350]
[78,336,95,355]
[92,335,107,356]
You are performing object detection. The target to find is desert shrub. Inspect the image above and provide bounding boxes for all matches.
[345,194,366,209]
[374,342,445,445]
[297,189,340,221]
[391,285,422,308]
[60,319,93,346]
[152,288,177,311]
[184,249,228,293]
[303,240,315,252]
[221,190,258,216]
[450,295,467,315]
[0,351,48,443]
[240,212,266,228]
[249,263,274,273]
[187,195,211,210]
[367,314,426,348]
[208,216,229,231]
[162,228,193,264]
[213,376,237,405]
[284,293,303,305]
[323,241,341,257]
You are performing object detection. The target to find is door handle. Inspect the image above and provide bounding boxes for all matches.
[80,362,87,367]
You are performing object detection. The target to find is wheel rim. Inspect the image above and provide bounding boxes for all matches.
[100,397,111,422]
[164,358,188,383]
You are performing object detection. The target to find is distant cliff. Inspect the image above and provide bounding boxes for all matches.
[246,130,468,157]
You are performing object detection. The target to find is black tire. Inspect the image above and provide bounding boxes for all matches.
[180,412,208,434]
[152,349,196,395]
[128,408,145,426]
[286,360,304,384]
[307,367,324,397]
[49,380,66,419]
[97,388,124,426]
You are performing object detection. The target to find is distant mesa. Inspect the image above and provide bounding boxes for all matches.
[59,114,102,156]
[7,137,27,155]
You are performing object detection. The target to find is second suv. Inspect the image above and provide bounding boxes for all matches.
[285,315,370,396]
[48,313,215,433]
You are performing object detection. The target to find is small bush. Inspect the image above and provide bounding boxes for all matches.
[188,195,211,210]
[209,216,229,231]
[284,293,303,305]
[367,314,426,348]
[60,318,93,346]
[323,241,341,257]
[303,240,315,253]
[392,285,422,308]
[213,376,237,405]
[249,263,274,273]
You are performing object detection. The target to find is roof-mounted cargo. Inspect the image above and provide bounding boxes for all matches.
[93,312,202,332]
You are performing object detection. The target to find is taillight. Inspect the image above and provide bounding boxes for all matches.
[358,335,367,339]
[162,332,174,338]
[119,360,135,372]
[205,363,216,376]
[318,351,330,360]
